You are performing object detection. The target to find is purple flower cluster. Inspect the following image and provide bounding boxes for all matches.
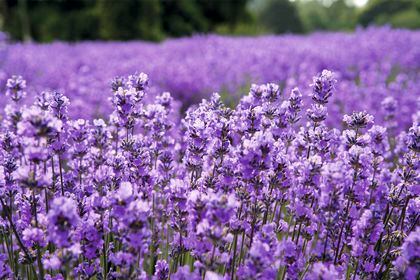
[1,27,419,132]
[0,68,418,280]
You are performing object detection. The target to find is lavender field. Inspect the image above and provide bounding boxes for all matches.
[0,27,419,280]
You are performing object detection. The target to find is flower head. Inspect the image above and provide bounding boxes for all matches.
[343,111,374,130]
[6,75,26,102]
[47,197,80,247]
[310,70,336,104]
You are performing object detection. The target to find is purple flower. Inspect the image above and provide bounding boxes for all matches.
[43,253,62,270]
[47,196,80,247]
[305,262,340,280]
[286,87,303,124]
[0,254,13,279]
[406,124,419,153]
[22,226,46,247]
[0,67,416,279]
[110,251,135,267]
[307,104,328,123]
[110,76,125,92]
[310,70,336,105]
[154,260,169,280]
[343,111,374,130]
[128,72,149,91]
[5,75,26,102]
[171,265,201,280]
[393,227,420,280]
[350,209,383,275]
[48,91,70,121]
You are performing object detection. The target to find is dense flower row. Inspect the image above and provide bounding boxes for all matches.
[1,27,419,131]
[0,69,418,280]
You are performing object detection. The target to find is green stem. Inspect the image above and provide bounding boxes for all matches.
[150,193,157,275]
[280,266,287,280]
[294,222,302,245]
[238,231,246,266]
[230,233,238,280]
[334,168,358,264]
[352,260,359,280]
[33,188,44,280]
[102,215,108,279]
[299,262,310,280]
[0,197,38,279]
[58,155,64,195]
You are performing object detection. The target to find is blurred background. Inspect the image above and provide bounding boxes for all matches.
[0,0,419,42]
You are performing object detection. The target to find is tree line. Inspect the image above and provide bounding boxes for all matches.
[0,0,419,42]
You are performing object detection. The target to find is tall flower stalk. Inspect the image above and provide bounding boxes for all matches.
[0,71,417,280]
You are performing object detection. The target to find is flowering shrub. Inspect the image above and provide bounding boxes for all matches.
[0,69,418,280]
[1,27,419,131]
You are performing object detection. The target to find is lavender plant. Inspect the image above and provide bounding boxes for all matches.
[0,69,418,280]
[1,28,419,132]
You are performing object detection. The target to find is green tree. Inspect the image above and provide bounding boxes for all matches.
[198,0,250,31]
[296,0,329,32]
[0,0,251,42]
[259,0,303,34]
[97,0,163,41]
[359,0,420,29]
[137,0,163,41]
[327,0,357,30]
[1,0,99,42]
[31,0,98,42]
[161,0,208,37]
[296,0,357,33]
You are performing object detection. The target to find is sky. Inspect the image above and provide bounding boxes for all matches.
[286,0,369,7]
[352,0,369,7]
[249,0,370,14]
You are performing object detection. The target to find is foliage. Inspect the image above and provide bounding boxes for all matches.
[259,0,304,33]
[97,0,163,41]
[359,0,420,29]
[0,0,250,42]
[297,0,358,32]
[1,0,419,42]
